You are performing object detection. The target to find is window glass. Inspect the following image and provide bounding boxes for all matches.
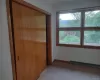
[59,31,80,44]
[59,12,81,27]
[58,9,100,48]
[84,31,100,46]
[85,10,100,27]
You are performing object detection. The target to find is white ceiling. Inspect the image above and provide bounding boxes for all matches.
[39,0,99,3]
[38,0,74,3]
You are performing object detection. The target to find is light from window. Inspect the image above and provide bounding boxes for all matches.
[59,12,81,27]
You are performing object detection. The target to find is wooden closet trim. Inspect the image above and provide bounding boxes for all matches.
[12,0,51,15]
[6,0,52,80]
[6,0,17,80]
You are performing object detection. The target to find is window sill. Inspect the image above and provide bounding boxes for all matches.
[56,44,100,49]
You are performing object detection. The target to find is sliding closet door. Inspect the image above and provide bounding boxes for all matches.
[12,2,47,80]
[34,10,47,77]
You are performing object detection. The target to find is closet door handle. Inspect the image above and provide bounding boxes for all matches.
[17,56,20,61]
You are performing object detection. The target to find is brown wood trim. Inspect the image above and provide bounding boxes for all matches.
[57,28,81,31]
[57,27,100,31]
[54,59,100,68]
[56,30,59,45]
[54,59,70,64]
[83,45,100,49]
[56,12,59,28]
[47,15,52,65]
[13,0,51,15]
[6,0,52,80]
[84,27,100,30]
[57,44,100,49]
[57,44,81,47]
[12,0,23,2]
[6,0,17,80]
[80,11,85,46]
[56,12,59,45]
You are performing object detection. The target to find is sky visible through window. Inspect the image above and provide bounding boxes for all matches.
[59,10,100,20]
[59,13,76,20]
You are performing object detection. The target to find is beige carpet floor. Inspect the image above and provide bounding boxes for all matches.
[38,66,100,80]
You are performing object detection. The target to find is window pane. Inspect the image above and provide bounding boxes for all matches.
[59,12,81,27]
[85,10,100,27]
[84,31,100,46]
[59,31,80,44]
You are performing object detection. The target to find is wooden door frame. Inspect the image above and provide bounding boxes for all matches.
[6,0,52,80]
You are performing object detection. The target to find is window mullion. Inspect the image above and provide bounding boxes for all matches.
[81,11,85,46]
[56,12,59,45]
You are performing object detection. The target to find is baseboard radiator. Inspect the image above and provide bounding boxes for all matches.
[55,59,100,68]
[70,61,100,68]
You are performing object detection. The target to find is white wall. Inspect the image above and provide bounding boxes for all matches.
[56,47,100,65]
[54,0,100,11]
[54,0,100,65]
[0,0,2,79]
[1,0,13,80]
[24,0,52,13]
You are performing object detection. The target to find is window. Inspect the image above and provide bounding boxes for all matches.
[59,12,81,27]
[56,7,100,48]
[59,31,80,45]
